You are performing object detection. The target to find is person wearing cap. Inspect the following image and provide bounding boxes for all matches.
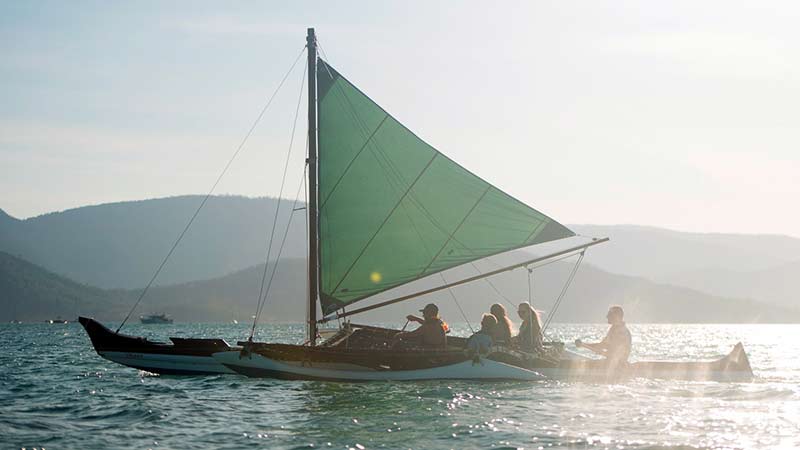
[575,305,631,368]
[390,303,447,349]
[513,302,544,353]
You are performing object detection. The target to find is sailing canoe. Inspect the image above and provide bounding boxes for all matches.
[213,324,753,382]
[217,29,756,383]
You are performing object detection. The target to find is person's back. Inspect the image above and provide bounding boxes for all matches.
[604,320,631,367]
[514,302,544,353]
[489,303,512,345]
[419,317,447,349]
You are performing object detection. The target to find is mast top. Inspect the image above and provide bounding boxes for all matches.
[307,28,316,46]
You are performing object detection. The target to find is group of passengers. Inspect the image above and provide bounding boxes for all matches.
[390,302,546,354]
[390,302,632,366]
[466,302,545,354]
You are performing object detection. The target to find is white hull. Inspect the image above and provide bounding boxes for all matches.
[212,347,753,382]
[100,351,235,375]
[533,366,752,382]
[212,351,547,381]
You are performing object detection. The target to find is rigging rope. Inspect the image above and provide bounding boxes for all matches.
[116,46,307,333]
[439,273,475,334]
[249,167,308,339]
[468,248,587,310]
[250,61,308,339]
[542,251,585,335]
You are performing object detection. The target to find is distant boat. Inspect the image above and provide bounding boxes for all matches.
[46,317,69,324]
[140,313,173,324]
[9,320,22,324]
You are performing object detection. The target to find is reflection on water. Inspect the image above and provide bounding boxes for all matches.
[1,323,799,449]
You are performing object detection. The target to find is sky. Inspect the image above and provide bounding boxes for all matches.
[2,1,799,237]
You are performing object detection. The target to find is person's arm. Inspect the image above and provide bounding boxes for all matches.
[406,314,424,324]
[575,333,610,356]
[577,341,607,356]
[393,324,424,342]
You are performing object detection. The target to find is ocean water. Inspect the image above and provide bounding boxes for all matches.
[1,323,799,450]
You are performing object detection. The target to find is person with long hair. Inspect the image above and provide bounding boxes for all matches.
[489,303,513,345]
[514,302,544,353]
[466,313,497,355]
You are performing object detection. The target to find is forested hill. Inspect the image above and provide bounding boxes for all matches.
[0,251,125,321]
[3,250,800,324]
[2,197,799,312]
[0,196,305,289]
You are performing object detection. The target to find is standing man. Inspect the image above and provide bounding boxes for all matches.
[575,305,631,369]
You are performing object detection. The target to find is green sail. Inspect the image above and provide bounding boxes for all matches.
[317,59,574,316]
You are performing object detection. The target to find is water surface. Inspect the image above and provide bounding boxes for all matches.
[1,323,798,449]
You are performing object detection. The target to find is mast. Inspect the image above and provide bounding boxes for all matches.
[306,28,320,345]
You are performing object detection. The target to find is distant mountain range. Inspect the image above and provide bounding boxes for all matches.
[1,196,798,322]
[665,261,800,309]
[572,225,800,308]
[0,196,304,288]
[572,224,800,276]
[3,249,799,324]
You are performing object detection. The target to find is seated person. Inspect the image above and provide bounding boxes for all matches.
[489,303,513,345]
[513,302,544,353]
[390,303,447,349]
[467,314,497,355]
[575,305,631,368]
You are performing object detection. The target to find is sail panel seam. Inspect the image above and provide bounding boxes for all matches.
[329,153,440,296]
[417,186,492,278]
[320,113,389,208]
[523,218,548,244]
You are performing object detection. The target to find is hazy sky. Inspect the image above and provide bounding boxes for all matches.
[2,1,799,236]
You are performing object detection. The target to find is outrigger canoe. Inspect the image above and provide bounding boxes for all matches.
[212,324,754,382]
[79,28,756,384]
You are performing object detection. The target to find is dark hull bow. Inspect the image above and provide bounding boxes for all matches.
[78,317,237,375]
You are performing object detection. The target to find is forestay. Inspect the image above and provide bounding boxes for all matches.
[316,59,574,316]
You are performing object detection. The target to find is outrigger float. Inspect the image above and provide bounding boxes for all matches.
[80,28,753,382]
